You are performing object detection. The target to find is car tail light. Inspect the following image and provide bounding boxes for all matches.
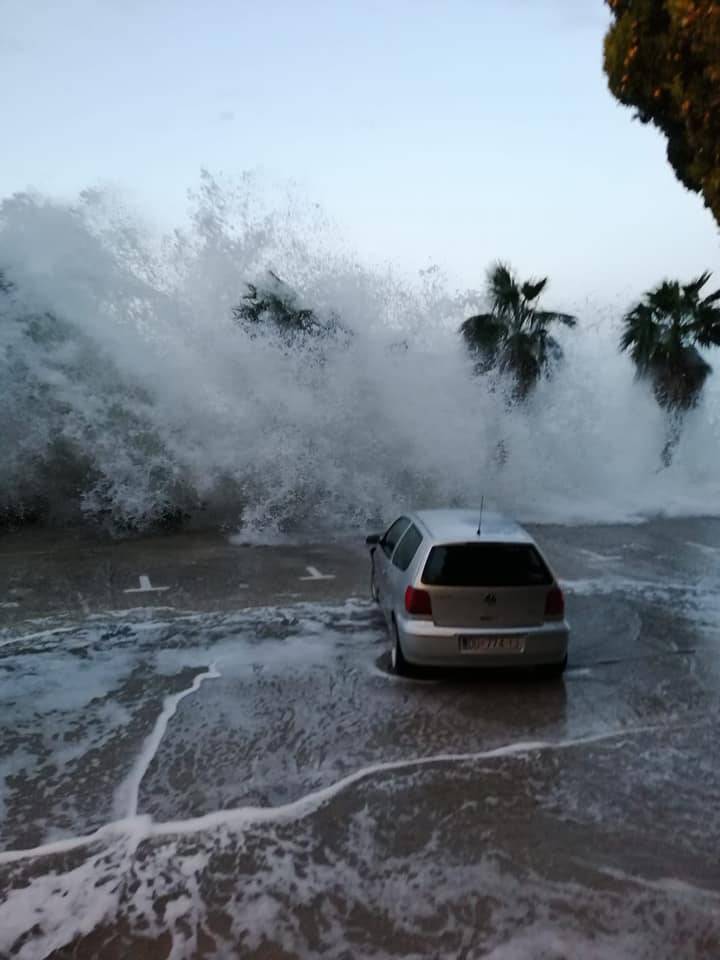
[544,585,564,618]
[405,586,432,616]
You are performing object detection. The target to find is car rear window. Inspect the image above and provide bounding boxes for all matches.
[421,542,552,587]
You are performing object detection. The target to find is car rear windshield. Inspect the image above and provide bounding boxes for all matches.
[421,542,552,587]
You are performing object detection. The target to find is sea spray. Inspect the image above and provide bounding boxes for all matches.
[1,174,718,537]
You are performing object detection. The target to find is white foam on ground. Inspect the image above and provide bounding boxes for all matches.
[480,928,671,960]
[561,574,687,598]
[2,595,718,957]
[0,817,153,960]
[1,775,717,960]
[0,624,77,649]
[113,663,221,820]
[0,599,380,848]
[0,722,665,866]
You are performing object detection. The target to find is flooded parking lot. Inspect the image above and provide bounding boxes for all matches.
[1,518,719,958]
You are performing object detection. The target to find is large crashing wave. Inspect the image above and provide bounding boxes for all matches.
[1,173,719,538]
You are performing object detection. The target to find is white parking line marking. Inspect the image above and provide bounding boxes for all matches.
[123,575,170,594]
[300,566,336,581]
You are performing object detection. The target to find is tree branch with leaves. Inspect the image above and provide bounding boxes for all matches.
[604,0,720,227]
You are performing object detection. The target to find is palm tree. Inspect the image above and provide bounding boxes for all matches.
[233,270,334,340]
[460,262,577,400]
[234,270,318,336]
[620,272,720,466]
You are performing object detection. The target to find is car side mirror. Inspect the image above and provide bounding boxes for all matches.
[365,533,380,546]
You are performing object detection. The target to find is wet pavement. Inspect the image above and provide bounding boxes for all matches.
[0,518,719,958]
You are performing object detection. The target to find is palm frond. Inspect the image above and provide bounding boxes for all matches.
[232,273,323,337]
[520,278,548,302]
[622,272,720,412]
[700,286,720,307]
[532,329,564,371]
[460,261,576,397]
[691,301,720,347]
[487,262,520,316]
[646,281,681,318]
[651,345,712,410]
[460,313,506,355]
[682,271,712,301]
[620,303,658,371]
[500,330,540,398]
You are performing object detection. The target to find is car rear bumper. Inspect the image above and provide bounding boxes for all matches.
[396,614,569,668]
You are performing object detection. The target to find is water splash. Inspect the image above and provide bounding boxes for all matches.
[1,173,718,536]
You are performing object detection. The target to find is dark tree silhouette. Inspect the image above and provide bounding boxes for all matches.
[460,262,577,401]
[604,1,720,228]
[233,271,327,339]
[620,272,720,464]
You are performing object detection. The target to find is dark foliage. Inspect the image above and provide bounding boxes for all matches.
[604,1,720,227]
[233,271,341,341]
[620,272,720,410]
[620,272,720,465]
[460,262,576,400]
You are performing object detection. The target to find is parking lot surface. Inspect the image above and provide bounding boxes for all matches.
[1,518,719,958]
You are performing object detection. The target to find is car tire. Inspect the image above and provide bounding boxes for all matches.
[539,654,567,679]
[390,621,409,677]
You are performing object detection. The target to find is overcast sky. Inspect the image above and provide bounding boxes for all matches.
[2,0,718,301]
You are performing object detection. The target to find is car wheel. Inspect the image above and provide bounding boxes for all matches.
[539,654,567,679]
[390,621,409,676]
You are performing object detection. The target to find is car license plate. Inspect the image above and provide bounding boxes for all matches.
[458,635,525,654]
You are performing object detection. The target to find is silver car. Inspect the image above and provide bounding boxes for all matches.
[367,509,569,676]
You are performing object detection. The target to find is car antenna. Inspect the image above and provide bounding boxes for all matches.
[477,496,484,536]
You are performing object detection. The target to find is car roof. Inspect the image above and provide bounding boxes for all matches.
[412,509,533,545]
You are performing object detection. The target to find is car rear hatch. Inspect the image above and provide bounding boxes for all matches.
[420,541,552,628]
